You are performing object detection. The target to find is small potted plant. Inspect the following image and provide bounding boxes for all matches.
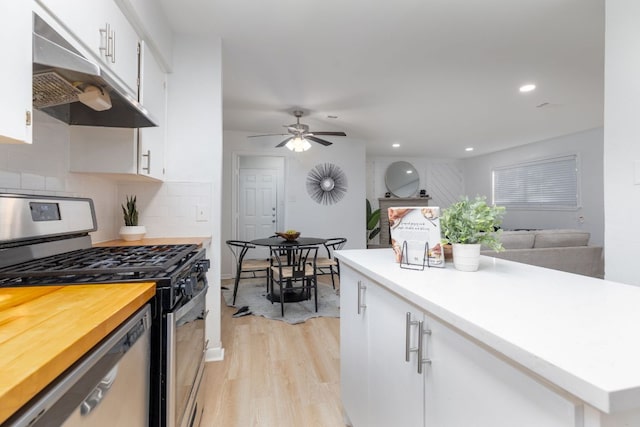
[119,195,146,241]
[440,196,505,271]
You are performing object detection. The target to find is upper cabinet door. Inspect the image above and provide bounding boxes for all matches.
[137,42,166,180]
[0,3,32,144]
[36,0,141,97]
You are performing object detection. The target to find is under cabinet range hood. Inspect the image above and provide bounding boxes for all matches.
[32,14,157,128]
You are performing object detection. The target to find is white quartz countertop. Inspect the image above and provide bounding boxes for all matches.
[335,248,640,414]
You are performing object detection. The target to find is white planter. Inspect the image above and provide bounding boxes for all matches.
[452,243,481,272]
[119,225,146,241]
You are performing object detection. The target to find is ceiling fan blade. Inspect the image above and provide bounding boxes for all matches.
[248,133,289,138]
[275,136,294,147]
[307,135,333,146]
[309,131,347,136]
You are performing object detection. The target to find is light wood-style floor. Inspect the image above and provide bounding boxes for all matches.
[200,280,344,426]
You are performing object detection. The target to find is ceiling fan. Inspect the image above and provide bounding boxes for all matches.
[249,110,346,151]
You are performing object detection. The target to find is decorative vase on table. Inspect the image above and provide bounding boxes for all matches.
[119,195,146,241]
[440,196,506,272]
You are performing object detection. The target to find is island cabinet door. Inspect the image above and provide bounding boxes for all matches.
[423,314,584,427]
[367,282,425,427]
[340,265,424,427]
[340,266,370,427]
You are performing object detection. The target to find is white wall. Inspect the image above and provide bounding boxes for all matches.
[463,127,605,246]
[0,111,119,243]
[366,156,465,245]
[367,157,465,209]
[604,0,640,284]
[164,33,223,360]
[222,130,366,278]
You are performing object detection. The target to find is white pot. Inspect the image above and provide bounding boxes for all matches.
[119,225,146,241]
[452,243,481,272]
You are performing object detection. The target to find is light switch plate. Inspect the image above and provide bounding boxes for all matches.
[196,205,209,222]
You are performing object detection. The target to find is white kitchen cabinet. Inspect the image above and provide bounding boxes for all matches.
[341,265,423,427]
[424,315,581,427]
[340,267,369,427]
[69,46,165,181]
[0,2,32,144]
[137,42,166,180]
[340,263,583,427]
[35,0,140,96]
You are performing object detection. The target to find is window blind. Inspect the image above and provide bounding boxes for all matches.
[492,155,578,209]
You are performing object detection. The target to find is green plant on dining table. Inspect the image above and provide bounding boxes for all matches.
[440,196,506,252]
[121,195,139,226]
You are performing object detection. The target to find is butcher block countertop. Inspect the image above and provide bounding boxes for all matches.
[94,236,211,247]
[0,282,155,424]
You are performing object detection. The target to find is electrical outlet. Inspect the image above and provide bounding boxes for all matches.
[196,205,209,222]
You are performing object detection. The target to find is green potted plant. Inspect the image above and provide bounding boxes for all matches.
[440,196,505,271]
[366,199,381,246]
[119,195,146,241]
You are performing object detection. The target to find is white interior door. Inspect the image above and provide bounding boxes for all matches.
[239,168,278,258]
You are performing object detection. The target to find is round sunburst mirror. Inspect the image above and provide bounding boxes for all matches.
[306,163,347,205]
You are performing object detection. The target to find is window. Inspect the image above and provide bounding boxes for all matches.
[492,155,579,209]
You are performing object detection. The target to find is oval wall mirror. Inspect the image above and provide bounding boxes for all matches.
[385,161,419,197]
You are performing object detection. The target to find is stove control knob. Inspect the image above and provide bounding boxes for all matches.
[179,277,194,297]
[195,259,210,273]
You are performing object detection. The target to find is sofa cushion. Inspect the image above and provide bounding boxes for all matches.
[533,229,590,248]
[498,231,535,249]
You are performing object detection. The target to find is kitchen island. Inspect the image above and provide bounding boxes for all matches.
[0,282,155,424]
[336,248,640,427]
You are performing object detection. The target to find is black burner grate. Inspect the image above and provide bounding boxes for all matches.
[0,244,198,278]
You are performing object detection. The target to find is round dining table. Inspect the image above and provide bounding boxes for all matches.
[250,236,327,247]
[250,236,327,302]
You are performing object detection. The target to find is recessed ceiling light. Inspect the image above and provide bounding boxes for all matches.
[465,147,474,152]
[519,84,536,93]
[406,170,413,174]
[392,143,400,148]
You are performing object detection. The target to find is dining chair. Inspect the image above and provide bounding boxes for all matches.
[226,240,271,305]
[269,244,319,316]
[315,237,347,289]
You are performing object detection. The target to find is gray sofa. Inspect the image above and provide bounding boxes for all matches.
[480,229,604,278]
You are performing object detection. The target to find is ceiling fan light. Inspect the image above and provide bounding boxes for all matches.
[286,136,311,152]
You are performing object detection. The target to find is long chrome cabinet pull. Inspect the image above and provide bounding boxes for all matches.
[417,320,432,374]
[357,280,366,314]
[405,312,419,362]
[142,150,151,173]
[99,23,109,57]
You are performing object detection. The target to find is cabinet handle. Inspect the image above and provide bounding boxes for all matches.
[405,312,419,362]
[142,150,151,174]
[100,23,114,61]
[110,30,116,63]
[417,320,432,374]
[357,281,366,315]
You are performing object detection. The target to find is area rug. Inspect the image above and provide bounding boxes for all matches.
[221,279,340,324]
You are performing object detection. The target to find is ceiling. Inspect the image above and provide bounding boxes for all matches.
[158,0,604,158]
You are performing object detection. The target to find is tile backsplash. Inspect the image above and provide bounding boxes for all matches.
[1,111,213,243]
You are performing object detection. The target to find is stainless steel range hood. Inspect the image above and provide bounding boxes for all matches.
[32,14,157,128]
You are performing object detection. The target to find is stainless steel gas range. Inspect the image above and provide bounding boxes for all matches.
[0,193,210,427]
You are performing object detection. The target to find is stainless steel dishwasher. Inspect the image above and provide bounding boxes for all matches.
[6,305,151,427]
